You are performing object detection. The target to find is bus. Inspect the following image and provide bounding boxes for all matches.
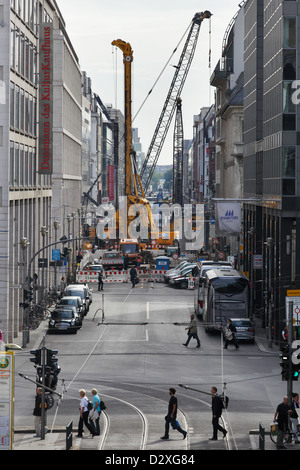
[200,267,249,334]
[194,261,233,319]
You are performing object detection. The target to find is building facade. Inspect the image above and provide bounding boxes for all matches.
[0,0,82,343]
[243,0,300,341]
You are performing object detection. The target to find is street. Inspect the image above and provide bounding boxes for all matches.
[14,280,291,451]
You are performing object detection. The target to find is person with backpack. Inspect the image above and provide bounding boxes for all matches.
[76,389,96,438]
[89,388,101,436]
[223,318,239,350]
[209,386,227,440]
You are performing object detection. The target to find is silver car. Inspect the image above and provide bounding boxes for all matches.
[231,318,255,343]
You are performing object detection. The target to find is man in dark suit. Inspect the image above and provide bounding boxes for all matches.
[210,386,227,440]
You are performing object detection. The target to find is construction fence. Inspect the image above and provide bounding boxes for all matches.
[76,268,195,289]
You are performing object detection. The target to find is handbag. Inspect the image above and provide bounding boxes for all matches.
[89,409,99,420]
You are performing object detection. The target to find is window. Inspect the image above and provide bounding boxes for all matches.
[282,179,295,195]
[282,147,295,177]
[283,81,296,113]
[284,17,296,49]
[10,82,15,128]
[283,50,296,80]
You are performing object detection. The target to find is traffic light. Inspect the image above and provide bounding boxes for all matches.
[24,288,33,301]
[46,349,58,367]
[63,247,71,259]
[292,363,299,381]
[280,346,290,381]
[30,349,41,365]
[280,345,299,381]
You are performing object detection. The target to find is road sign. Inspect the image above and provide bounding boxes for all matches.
[285,297,300,326]
[51,249,60,261]
[38,258,47,268]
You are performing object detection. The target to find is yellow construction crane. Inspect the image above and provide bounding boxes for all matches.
[111,39,158,242]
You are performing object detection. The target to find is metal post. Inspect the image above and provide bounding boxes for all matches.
[53,221,60,292]
[40,226,48,300]
[288,301,294,406]
[41,342,46,440]
[259,422,265,450]
[267,237,273,348]
[20,237,30,348]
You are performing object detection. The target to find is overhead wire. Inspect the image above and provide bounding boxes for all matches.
[132,21,192,124]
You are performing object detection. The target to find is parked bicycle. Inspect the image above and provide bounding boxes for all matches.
[270,422,298,446]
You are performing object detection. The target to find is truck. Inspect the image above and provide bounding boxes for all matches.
[101,251,124,270]
[119,239,142,266]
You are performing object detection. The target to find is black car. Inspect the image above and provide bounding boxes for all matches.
[48,306,82,334]
[57,296,85,320]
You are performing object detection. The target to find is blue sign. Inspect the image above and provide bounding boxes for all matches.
[52,249,61,261]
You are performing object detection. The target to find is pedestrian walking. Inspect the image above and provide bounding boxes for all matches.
[160,387,187,440]
[182,314,200,348]
[273,396,292,449]
[76,389,96,438]
[33,387,48,437]
[209,386,227,440]
[60,277,66,296]
[290,393,300,444]
[98,270,104,291]
[130,266,137,288]
[223,318,239,350]
[89,388,101,436]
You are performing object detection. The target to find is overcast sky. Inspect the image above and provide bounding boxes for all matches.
[58,0,243,165]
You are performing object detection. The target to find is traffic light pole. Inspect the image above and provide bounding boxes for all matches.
[288,301,293,407]
[41,337,46,440]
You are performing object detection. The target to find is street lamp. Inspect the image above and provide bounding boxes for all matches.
[248,226,255,322]
[20,237,30,348]
[53,221,60,292]
[40,226,48,300]
[67,215,72,282]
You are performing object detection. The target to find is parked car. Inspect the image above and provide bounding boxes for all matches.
[230,318,255,343]
[169,264,197,289]
[48,306,82,334]
[164,262,194,283]
[57,296,85,320]
[64,286,89,315]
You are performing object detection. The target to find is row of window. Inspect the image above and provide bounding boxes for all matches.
[9,141,51,188]
[10,141,36,187]
[10,22,38,85]
[10,82,37,136]
[11,0,38,35]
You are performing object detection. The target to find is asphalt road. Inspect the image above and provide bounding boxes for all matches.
[14,280,289,451]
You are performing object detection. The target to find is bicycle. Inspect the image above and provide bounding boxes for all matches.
[270,422,298,446]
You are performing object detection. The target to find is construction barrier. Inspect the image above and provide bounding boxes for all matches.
[188,277,195,289]
[76,268,168,284]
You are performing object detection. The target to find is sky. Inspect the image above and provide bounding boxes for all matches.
[58,0,243,166]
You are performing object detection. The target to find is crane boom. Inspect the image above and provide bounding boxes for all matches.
[173,97,184,206]
[140,11,212,193]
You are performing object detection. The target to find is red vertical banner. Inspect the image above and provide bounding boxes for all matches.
[108,165,114,201]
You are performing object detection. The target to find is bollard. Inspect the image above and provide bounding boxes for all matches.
[66,420,73,450]
[259,422,265,450]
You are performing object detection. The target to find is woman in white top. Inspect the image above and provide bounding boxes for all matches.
[76,389,96,437]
